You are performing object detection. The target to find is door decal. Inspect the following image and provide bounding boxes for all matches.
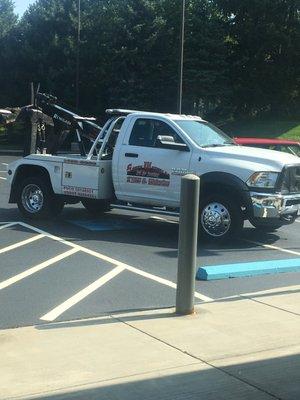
[127,162,170,187]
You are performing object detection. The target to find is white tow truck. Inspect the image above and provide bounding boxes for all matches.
[7,109,300,241]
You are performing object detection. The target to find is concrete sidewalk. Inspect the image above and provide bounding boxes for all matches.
[1,285,300,400]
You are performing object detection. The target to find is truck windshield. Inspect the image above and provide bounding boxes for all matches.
[176,120,235,148]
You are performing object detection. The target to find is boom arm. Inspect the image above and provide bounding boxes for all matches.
[36,93,101,156]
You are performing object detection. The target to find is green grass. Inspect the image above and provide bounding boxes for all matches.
[223,120,300,141]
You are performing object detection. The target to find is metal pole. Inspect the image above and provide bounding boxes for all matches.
[177,0,185,114]
[176,174,200,315]
[30,82,34,105]
[76,0,81,109]
[30,110,38,154]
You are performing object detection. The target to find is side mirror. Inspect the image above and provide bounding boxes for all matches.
[156,135,189,151]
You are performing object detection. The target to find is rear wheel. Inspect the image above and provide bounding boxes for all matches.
[199,195,243,241]
[82,199,110,215]
[17,176,64,219]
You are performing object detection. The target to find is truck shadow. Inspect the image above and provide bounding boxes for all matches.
[0,205,288,256]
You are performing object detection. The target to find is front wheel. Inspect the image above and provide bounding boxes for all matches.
[199,195,243,241]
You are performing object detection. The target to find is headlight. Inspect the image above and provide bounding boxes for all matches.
[246,172,279,188]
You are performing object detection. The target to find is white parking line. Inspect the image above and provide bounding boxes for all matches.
[0,170,7,173]
[0,248,78,290]
[0,233,45,254]
[1,163,8,166]
[16,222,213,313]
[40,265,125,321]
[149,216,178,224]
[0,222,17,230]
[244,239,300,256]
[0,177,6,180]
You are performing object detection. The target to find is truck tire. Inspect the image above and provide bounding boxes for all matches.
[17,176,64,219]
[82,199,110,215]
[199,194,243,241]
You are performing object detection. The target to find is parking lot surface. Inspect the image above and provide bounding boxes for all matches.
[0,155,299,329]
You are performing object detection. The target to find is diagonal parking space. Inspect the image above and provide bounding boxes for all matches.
[0,248,78,290]
[0,252,120,329]
[0,235,71,282]
[0,221,212,328]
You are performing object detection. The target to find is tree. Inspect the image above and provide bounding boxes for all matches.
[0,0,17,38]
[217,0,300,118]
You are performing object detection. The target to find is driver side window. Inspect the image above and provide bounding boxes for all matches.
[129,119,184,148]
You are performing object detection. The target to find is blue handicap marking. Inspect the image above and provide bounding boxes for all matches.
[197,258,300,281]
[69,218,143,231]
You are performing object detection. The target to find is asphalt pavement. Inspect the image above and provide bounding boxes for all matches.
[0,155,299,330]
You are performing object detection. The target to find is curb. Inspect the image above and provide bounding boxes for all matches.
[196,258,300,280]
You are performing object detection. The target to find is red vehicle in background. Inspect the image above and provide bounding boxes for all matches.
[235,137,300,157]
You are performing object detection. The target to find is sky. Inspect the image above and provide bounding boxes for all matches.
[13,0,36,16]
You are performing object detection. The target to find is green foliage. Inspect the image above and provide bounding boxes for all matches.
[217,0,300,117]
[0,0,17,38]
[223,119,300,140]
[0,0,298,122]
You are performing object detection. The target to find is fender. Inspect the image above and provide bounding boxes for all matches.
[9,161,61,203]
[200,171,253,218]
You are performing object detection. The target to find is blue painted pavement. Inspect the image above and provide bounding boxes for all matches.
[69,218,143,231]
[197,258,300,281]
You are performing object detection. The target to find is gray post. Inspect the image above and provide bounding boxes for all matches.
[30,109,38,154]
[176,174,200,315]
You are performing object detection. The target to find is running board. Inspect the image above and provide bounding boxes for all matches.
[110,204,179,217]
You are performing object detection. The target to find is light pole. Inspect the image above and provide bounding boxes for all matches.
[76,0,81,109]
[178,0,185,114]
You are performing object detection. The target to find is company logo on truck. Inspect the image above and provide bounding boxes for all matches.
[127,162,170,186]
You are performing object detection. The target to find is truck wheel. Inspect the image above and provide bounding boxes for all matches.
[82,199,110,215]
[17,176,63,219]
[199,195,243,241]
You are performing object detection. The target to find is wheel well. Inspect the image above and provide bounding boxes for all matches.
[201,183,250,217]
[9,165,53,203]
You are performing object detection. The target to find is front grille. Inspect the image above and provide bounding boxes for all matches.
[280,166,300,194]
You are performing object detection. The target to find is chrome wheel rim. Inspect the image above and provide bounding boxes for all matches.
[201,202,231,237]
[21,184,44,213]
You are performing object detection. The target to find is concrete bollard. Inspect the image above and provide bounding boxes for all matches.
[176,174,200,315]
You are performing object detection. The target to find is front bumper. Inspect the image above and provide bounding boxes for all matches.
[250,192,300,219]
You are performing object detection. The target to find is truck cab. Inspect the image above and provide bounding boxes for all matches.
[7,109,300,241]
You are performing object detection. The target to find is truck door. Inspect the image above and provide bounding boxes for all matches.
[117,117,192,206]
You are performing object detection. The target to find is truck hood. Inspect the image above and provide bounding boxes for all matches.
[199,145,299,183]
[205,146,300,172]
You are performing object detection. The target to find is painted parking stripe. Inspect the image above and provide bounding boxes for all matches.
[0,222,17,230]
[1,163,8,166]
[149,216,178,224]
[0,177,6,180]
[124,264,212,301]
[245,239,300,256]
[197,258,300,280]
[0,248,78,290]
[17,221,213,303]
[0,233,45,254]
[40,265,125,321]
